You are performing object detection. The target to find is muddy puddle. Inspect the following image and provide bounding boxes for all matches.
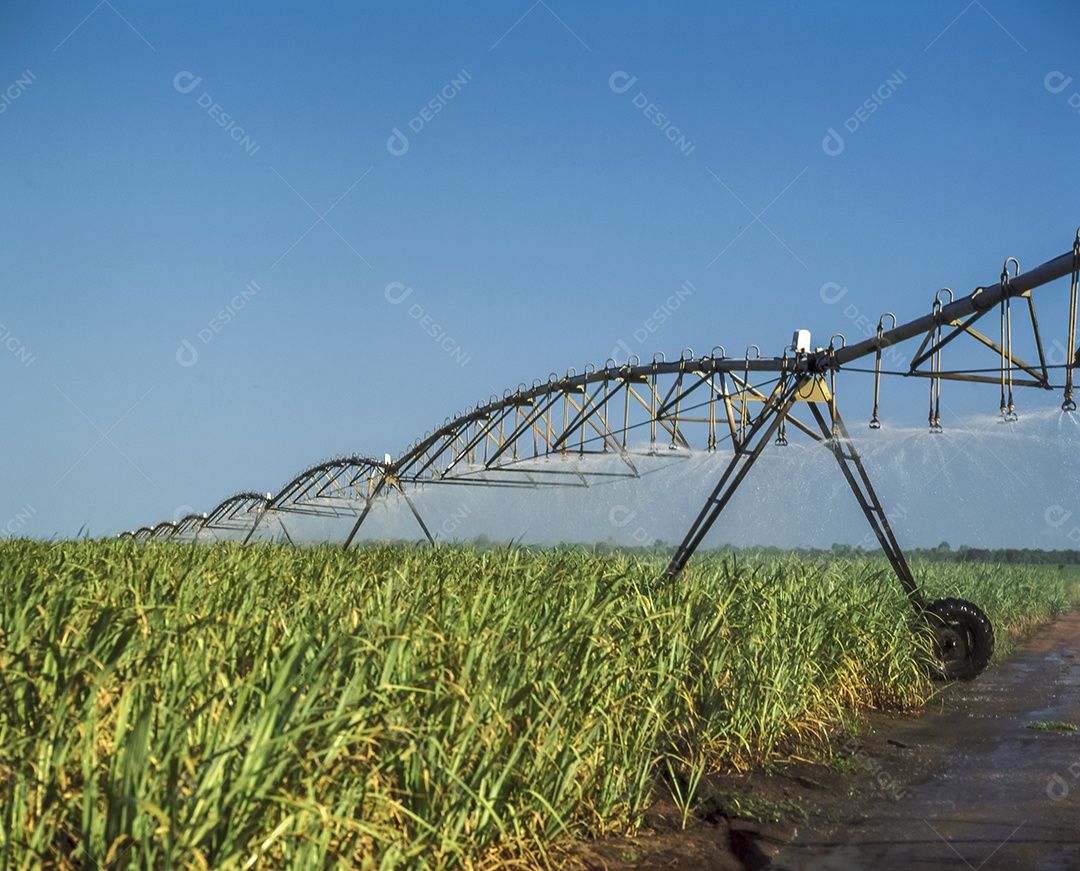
[570,610,1080,870]
[770,610,1080,870]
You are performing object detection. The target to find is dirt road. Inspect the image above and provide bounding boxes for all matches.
[571,609,1080,870]
[770,609,1080,870]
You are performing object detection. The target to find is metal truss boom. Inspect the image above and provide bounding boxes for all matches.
[120,234,1080,598]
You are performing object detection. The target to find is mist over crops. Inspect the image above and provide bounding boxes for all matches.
[227,408,1080,552]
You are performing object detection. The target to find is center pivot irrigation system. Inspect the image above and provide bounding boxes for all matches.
[124,230,1080,679]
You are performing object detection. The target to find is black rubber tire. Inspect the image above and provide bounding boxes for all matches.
[924,598,995,680]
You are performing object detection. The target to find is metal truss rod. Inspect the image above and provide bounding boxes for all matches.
[277,514,296,547]
[835,249,1077,370]
[122,238,1079,545]
[242,508,265,545]
[805,403,925,612]
[341,476,434,549]
[400,489,436,544]
[659,377,805,585]
[342,500,376,549]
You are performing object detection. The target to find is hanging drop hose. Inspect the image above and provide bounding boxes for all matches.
[1065,229,1079,411]
[1000,259,1020,421]
[774,391,788,446]
[739,345,759,447]
[870,313,894,428]
[708,345,726,451]
[774,348,789,445]
[929,309,942,433]
[929,291,951,433]
[828,335,845,440]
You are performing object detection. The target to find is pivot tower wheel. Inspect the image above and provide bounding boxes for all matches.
[924,598,994,681]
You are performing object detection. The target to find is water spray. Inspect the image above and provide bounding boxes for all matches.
[124,230,1080,679]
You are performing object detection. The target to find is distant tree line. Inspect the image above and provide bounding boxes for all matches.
[725,541,1080,566]
[382,535,1080,566]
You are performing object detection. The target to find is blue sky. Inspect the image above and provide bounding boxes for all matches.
[3,1,1079,547]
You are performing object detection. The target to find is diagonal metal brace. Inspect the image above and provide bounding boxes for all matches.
[342,473,435,548]
[659,375,807,585]
[660,377,925,616]
[805,402,926,612]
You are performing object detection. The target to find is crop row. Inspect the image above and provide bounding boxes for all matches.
[1,541,1076,869]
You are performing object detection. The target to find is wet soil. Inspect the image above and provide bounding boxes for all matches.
[565,609,1080,870]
